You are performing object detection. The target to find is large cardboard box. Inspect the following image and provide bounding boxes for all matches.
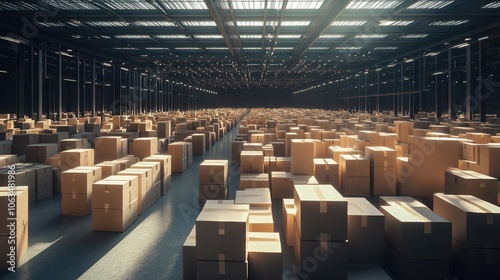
[347,198,384,263]
[133,137,158,160]
[94,161,119,179]
[25,143,58,163]
[196,260,248,280]
[231,141,246,164]
[183,225,196,280]
[291,139,316,175]
[167,142,187,159]
[191,133,206,156]
[264,156,291,173]
[473,144,500,179]
[92,176,139,210]
[450,238,500,280]
[0,186,28,271]
[294,184,347,241]
[199,160,228,186]
[240,150,264,173]
[130,161,161,185]
[0,168,36,203]
[95,136,123,163]
[433,193,500,249]
[196,204,249,262]
[395,121,414,143]
[380,203,452,260]
[371,166,397,196]
[144,155,172,195]
[248,232,282,280]
[365,146,397,167]
[60,138,87,151]
[248,206,274,232]
[339,154,370,177]
[235,188,272,208]
[199,184,228,208]
[462,142,481,161]
[239,173,270,189]
[112,156,139,171]
[92,199,138,232]
[172,157,188,173]
[270,171,293,199]
[313,158,339,188]
[282,199,295,246]
[293,220,348,280]
[444,169,497,204]
[60,149,94,171]
[118,168,152,215]
[379,196,427,208]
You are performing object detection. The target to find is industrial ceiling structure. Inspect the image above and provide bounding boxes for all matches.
[1,0,500,92]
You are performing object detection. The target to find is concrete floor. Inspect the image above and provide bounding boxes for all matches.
[1,123,392,280]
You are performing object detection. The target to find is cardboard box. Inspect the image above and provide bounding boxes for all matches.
[239,173,270,190]
[235,188,272,208]
[95,136,123,163]
[347,198,384,263]
[282,199,295,246]
[264,156,291,173]
[248,232,282,280]
[172,157,188,173]
[199,184,228,208]
[61,166,102,195]
[118,168,152,215]
[291,139,316,175]
[92,199,138,232]
[379,196,427,208]
[270,171,294,199]
[157,121,172,138]
[60,138,87,151]
[434,193,500,248]
[199,160,228,186]
[462,143,481,161]
[192,133,206,156]
[395,121,414,143]
[94,161,119,179]
[294,184,347,241]
[371,166,397,196]
[465,132,491,144]
[133,137,158,160]
[380,203,452,260]
[293,220,348,280]
[385,244,451,280]
[231,141,246,164]
[340,154,370,177]
[61,193,92,216]
[60,149,94,171]
[313,158,339,188]
[342,176,370,197]
[0,188,28,270]
[92,176,139,210]
[444,169,497,204]
[240,151,264,173]
[474,144,500,179]
[130,161,161,185]
[328,147,360,166]
[365,146,397,167]
[111,156,139,171]
[248,206,274,232]
[0,154,17,167]
[0,186,28,235]
[196,260,248,280]
[450,238,500,280]
[167,142,187,159]
[25,143,59,163]
[183,225,196,280]
[0,168,36,203]
[196,204,249,261]
[13,134,39,146]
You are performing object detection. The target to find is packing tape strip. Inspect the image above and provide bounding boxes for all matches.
[218,254,226,275]
[320,233,329,257]
[72,190,77,199]
[313,186,327,214]
[396,202,432,234]
[460,196,495,225]
[218,223,225,235]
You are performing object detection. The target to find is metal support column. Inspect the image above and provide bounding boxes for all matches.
[58,52,62,121]
[38,47,43,121]
[466,45,472,121]
[92,58,96,117]
[77,56,80,118]
[17,45,25,118]
[448,49,452,118]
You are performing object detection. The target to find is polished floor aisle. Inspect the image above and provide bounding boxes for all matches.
[1,123,392,280]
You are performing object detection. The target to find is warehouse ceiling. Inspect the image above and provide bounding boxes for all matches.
[1,0,500,91]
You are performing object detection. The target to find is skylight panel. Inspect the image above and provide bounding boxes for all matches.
[273,47,294,50]
[407,1,454,9]
[160,0,208,9]
[176,47,202,50]
[278,34,301,38]
[483,1,500,8]
[86,21,129,27]
[331,21,367,26]
[102,0,155,10]
[115,35,151,39]
[346,0,403,9]
[38,22,66,27]
[240,34,263,39]
[374,47,398,50]
[134,21,175,27]
[379,20,414,26]
[237,21,265,26]
[400,34,428,38]
[182,21,217,26]
[71,35,82,39]
[156,35,190,39]
[355,34,388,38]
[41,1,99,10]
[145,47,170,50]
[429,20,469,26]
[0,1,39,10]
[206,47,229,50]
[286,0,324,9]
[336,46,363,50]
[194,35,224,39]
[320,34,345,38]
[244,47,262,50]
[232,0,266,9]
[114,47,139,50]
[281,21,311,26]
[309,47,329,50]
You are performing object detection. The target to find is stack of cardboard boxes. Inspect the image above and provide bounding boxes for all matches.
[293,184,348,279]
[60,149,94,171]
[144,155,172,195]
[235,188,273,233]
[444,168,497,204]
[95,136,124,163]
[168,142,190,173]
[129,161,162,207]
[133,137,159,161]
[118,167,155,215]
[339,154,370,197]
[434,193,500,279]
[61,166,102,216]
[92,175,139,232]
[198,160,228,208]
[365,146,397,196]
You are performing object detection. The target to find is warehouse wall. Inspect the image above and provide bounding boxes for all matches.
[217,88,293,108]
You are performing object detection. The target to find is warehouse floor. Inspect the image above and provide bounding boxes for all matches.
[1,123,393,280]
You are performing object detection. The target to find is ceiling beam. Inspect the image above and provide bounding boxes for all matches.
[286,0,351,67]
[204,0,241,59]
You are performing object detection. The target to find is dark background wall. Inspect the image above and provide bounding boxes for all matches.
[216,88,293,108]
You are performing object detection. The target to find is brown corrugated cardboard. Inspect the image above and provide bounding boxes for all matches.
[240,150,264,173]
[239,173,270,189]
[248,206,274,232]
[183,225,196,280]
[196,204,249,262]
[291,139,317,175]
[133,137,158,160]
[294,184,347,241]
[462,142,481,161]
[60,149,94,171]
[168,142,187,159]
[196,260,248,280]
[248,232,282,280]
[199,184,228,208]
[94,136,123,163]
[434,193,500,248]
[380,203,452,260]
[270,171,293,199]
[365,146,397,167]
[342,176,370,197]
[379,196,427,208]
[199,160,228,186]
[340,154,370,177]
[131,161,161,185]
[61,167,102,195]
[313,158,339,188]
[61,193,92,216]
[235,188,272,208]
[371,166,397,196]
[444,168,497,204]
[0,169,36,203]
[60,138,87,151]
[118,168,151,215]
[92,199,138,232]
[92,176,139,210]
[293,219,348,280]
[94,161,119,179]
[347,198,384,263]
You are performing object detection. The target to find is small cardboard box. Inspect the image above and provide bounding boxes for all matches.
[25,143,58,163]
[60,149,94,170]
[445,168,497,204]
[199,160,228,186]
[270,171,293,199]
[282,199,295,246]
[239,173,270,190]
[235,188,272,208]
[434,193,500,248]
[240,151,264,173]
[294,184,347,241]
[95,136,123,163]
[94,161,120,179]
[313,158,339,188]
[248,232,282,280]
[130,161,161,185]
[92,176,139,210]
[92,199,138,232]
[133,137,158,160]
